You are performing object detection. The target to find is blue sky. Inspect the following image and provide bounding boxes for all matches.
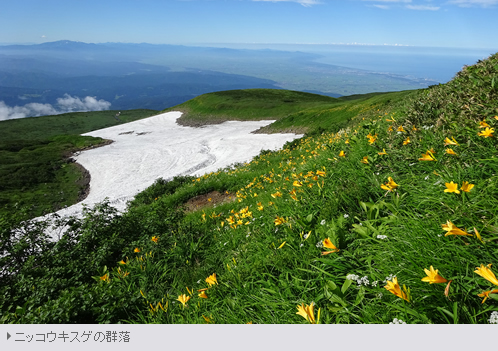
[2,0,497,49]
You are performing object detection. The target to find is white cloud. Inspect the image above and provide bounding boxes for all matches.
[0,101,57,121]
[447,0,498,7]
[372,4,391,8]
[252,0,321,6]
[361,0,412,3]
[0,94,111,121]
[56,94,111,113]
[406,4,440,10]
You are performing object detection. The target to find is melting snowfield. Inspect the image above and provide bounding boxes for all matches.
[47,111,302,228]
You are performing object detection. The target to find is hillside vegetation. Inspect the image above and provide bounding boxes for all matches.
[169,88,416,134]
[0,109,158,218]
[1,54,498,324]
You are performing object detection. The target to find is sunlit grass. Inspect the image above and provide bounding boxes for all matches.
[2,54,498,324]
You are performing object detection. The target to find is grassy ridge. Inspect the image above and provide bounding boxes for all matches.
[0,109,158,218]
[2,54,498,324]
[168,88,417,134]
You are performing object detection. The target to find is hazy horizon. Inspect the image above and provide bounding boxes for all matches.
[2,0,498,50]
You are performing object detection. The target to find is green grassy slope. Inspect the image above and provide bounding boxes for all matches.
[0,109,158,142]
[167,88,417,134]
[0,109,158,218]
[2,54,498,324]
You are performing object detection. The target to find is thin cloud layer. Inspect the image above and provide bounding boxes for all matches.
[363,0,497,8]
[0,94,112,121]
[448,0,498,6]
[406,4,440,10]
[252,0,322,6]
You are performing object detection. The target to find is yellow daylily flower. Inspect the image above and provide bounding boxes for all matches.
[474,264,498,286]
[419,151,436,161]
[445,148,457,155]
[134,248,141,253]
[460,181,474,193]
[441,220,472,237]
[321,238,339,255]
[151,236,159,243]
[274,216,286,226]
[277,241,286,249]
[378,148,387,155]
[202,315,213,323]
[293,180,303,187]
[205,273,218,286]
[443,137,459,146]
[474,227,483,243]
[479,120,491,128]
[421,266,448,284]
[361,156,369,164]
[397,126,405,132]
[198,291,208,299]
[381,177,398,192]
[316,170,326,177]
[177,294,191,307]
[402,137,410,145]
[339,150,346,157]
[100,273,110,282]
[478,127,494,138]
[444,181,460,194]
[384,277,410,302]
[296,303,320,324]
[477,289,498,304]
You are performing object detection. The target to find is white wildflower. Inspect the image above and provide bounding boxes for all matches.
[489,311,498,324]
[320,220,326,225]
[389,318,406,324]
[347,274,359,281]
[377,235,388,240]
[344,214,349,219]
[316,241,323,248]
[358,276,370,286]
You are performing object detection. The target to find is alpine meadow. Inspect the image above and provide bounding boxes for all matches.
[1,52,498,326]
